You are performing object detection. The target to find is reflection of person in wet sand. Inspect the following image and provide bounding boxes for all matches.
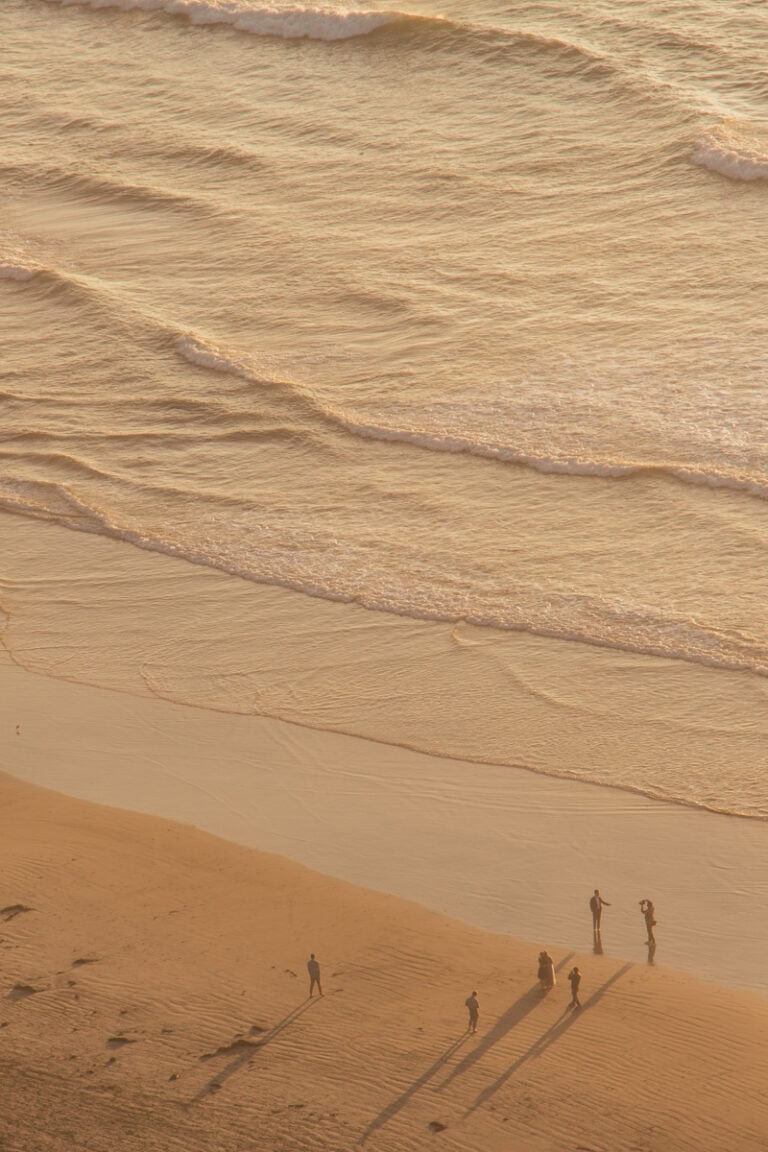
[590,889,610,933]
[307,953,323,998]
[538,951,556,991]
[465,991,479,1033]
[640,899,656,944]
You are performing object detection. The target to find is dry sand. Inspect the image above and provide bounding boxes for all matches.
[1,770,767,1152]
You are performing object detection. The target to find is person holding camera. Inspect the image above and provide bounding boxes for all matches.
[639,899,656,945]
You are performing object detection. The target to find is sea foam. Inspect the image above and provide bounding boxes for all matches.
[176,333,768,503]
[692,123,768,181]
[0,234,43,281]
[0,261,38,282]
[55,0,402,40]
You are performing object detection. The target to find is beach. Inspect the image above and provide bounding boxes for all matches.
[3,510,768,996]
[2,624,768,996]
[2,769,768,1152]
[2,513,768,1147]
[3,0,768,1145]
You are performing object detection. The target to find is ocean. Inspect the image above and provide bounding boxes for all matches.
[2,0,768,815]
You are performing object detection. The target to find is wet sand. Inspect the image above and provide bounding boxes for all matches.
[2,649,767,995]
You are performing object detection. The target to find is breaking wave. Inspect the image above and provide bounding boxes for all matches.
[52,0,406,40]
[2,467,768,683]
[176,334,768,502]
[692,122,768,181]
[0,260,39,282]
[45,0,727,110]
[0,233,44,281]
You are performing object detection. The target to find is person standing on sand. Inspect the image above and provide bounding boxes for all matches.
[590,889,610,932]
[568,966,582,1009]
[538,951,556,991]
[640,899,656,945]
[307,953,323,998]
[465,991,479,1033]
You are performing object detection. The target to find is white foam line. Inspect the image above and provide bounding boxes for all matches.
[1,476,768,684]
[0,262,39,281]
[176,334,768,503]
[693,123,768,182]
[53,0,402,40]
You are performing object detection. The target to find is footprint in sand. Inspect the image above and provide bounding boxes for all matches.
[8,984,39,1001]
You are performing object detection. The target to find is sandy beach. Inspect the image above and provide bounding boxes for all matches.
[5,3,768,1147]
[2,505,768,1151]
[2,769,767,1152]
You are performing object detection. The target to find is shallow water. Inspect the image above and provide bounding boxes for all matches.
[2,0,767,814]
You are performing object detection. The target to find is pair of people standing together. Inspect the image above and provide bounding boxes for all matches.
[538,951,581,1008]
[591,889,657,945]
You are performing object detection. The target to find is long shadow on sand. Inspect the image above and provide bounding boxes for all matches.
[359,1032,471,1144]
[465,962,632,1117]
[188,997,320,1105]
[437,952,574,1093]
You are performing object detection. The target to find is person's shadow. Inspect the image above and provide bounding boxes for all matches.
[358,1032,470,1144]
[187,997,320,1105]
[438,954,574,1093]
[464,962,632,1117]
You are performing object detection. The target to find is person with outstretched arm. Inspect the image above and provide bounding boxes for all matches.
[590,889,610,932]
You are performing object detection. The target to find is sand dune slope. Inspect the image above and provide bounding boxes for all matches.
[0,772,765,1152]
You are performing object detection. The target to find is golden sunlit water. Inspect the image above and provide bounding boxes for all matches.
[2,0,768,814]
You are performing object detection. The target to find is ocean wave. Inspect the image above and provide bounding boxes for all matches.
[2,471,768,683]
[175,333,768,502]
[328,412,768,500]
[47,0,719,112]
[0,233,43,281]
[49,0,622,78]
[53,0,405,40]
[0,158,229,219]
[692,123,768,181]
[0,260,39,282]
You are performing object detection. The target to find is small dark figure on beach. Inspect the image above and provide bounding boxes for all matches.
[640,899,656,945]
[465,991,479,1033]
[568,966,582,1009]
[538,950,556,991]
[590,889,610,933]
[307,953,323,998]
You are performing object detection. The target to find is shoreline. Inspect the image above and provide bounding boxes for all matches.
[2,649,767,997]
[3,508,767,822]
